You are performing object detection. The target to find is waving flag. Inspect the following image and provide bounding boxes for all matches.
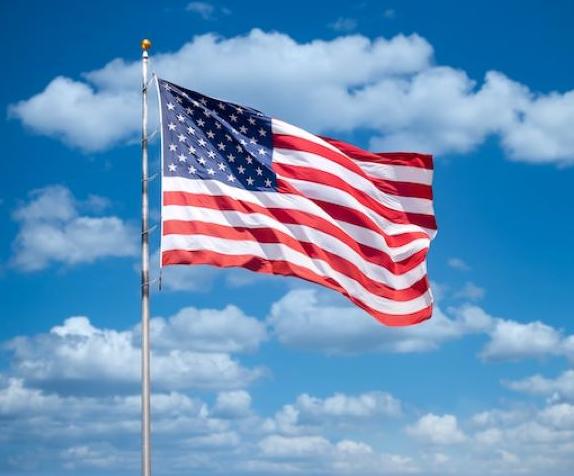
[157,78,437,326]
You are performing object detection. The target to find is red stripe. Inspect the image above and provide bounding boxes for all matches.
[164,190,429,266]
[162,249,433,327]
[369,176,433,200]
[321,136,433,170]
[163,219,430,300]
[275,135,433,200]
[275,163,437,230]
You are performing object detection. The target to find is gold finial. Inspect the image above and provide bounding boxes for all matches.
[141,39,152,50]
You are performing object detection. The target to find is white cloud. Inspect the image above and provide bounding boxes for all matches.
[454,282,486,301]
[406,414,467,445]
[503,369,574,402]
[213,390,252,418]
[267,288,491,355]
[480,319,574,361]
[150,304,267,353]
[11,30,574,163]
[259,434,332,458]
[5,313,265,391]
[262,390,401,437]
[186,2,230,20]
[328,17,358,33]
[186,2,215,19]
[447,257,471,271]
[268,288,574,365]
[10,186,137,271]
[294,391,402,420]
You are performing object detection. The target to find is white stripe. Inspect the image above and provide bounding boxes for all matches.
[272,119,343,155]
[163,177,432,253]
[277,174,436,237]
[355,161,433,186]
[272,118,433,187]
[162,234,432,315]
[163,205,429,288]
[274,148,434,216]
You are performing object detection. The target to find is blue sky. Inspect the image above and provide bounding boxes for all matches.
[1,1,574,475]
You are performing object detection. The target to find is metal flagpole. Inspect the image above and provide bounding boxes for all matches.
[140,37,152,476]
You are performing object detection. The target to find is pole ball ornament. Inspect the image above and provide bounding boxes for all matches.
[141,39,152,50]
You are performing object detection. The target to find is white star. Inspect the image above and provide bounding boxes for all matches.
[207,168,215,176]
[200,98,208,106]
[217,142,226,151]
[250,137,257,144]
[169,144,177,152]
[227,154,236,162]
[264,178,272,187]
[225,134,232,142]
[258,148,266,155]
[246,177,254,186]
[177,114,185,122]
[237,165,246,174]
[168,163,177,172]
[248,117,256,125]
[218,162,226,171]
[198,157,207,165]
[162,83,171,91]
[175,96,183,103]
[207,150,216,159]
[203,109,212,117]
[187,126,196,135]
[188,145,197,154]
[218,102,226,110]
[229,114,238,122]
[188,165,196,174]
[227,174,235,182]
[236,144,243,152]
[256,167,263,176]
[245,156,253,164]
[215,122,222,129]
[198,138,207,147]
[178,134,186,142]
[168,123,176,131]
[235,106,244,114]
[185,107,193,115]
[258,128,267,137]
[207,130,215,139]
[178,153,186,162]
[239,126,248,134]
[197,119,206,127]
[240,139,247,146]
[167,103,175,111]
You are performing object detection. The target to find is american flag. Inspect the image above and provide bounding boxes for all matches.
[157,78,437,326]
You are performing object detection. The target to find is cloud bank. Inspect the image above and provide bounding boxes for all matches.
[9,30,574,164]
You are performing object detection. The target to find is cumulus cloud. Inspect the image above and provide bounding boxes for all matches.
[268,288,574,363]
[263,390,402,435]
[406,414,467,445]
[267,288,490,355]
[4,310,266,391]
[503,369,574,402]
[9,30,574,164]
[150,304,267,353]
[480,319,574,362]
[10,185,137,271]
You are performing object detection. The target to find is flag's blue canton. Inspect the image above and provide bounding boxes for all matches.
[158,79,276,191]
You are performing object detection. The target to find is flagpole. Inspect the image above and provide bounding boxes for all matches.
[140,38,152,476]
